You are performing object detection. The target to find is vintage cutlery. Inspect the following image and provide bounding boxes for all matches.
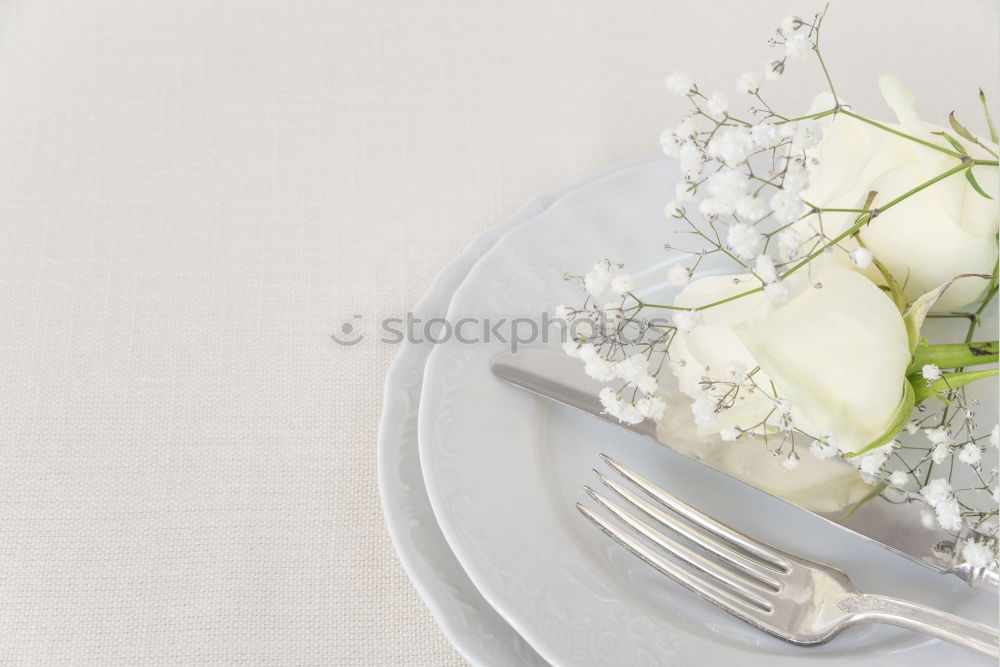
[579,455,999,657]
[492,348,998,592]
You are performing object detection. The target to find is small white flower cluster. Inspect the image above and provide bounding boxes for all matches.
[564,7,999,557]
[962,540,997,569]
[563,343,665,425]
[919,478,963,532]
[583,259,633,298]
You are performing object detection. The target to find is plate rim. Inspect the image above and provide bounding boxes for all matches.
[377,158,661,666]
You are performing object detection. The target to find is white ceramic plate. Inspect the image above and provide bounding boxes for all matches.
[378,159,660,666]
[417,159,997,666]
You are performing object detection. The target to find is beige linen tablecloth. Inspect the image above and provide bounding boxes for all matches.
[0,1,995,664]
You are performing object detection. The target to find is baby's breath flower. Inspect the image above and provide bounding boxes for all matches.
[962,541,995,569]
[809,438,837,459]
[675,116,697,141]
[924,427,951,445]
[764,60,784,81]
[935,498,962,531]
[664,200,685,218]
[707,168,750,204]
[619,402,645,425]
[584,260,613,296]
[722,360,748,383]
[584,356,617,382]
[615,354,648,383]
[706,126,754,166]
[736,71,761,94]
[930,443,950,464]
[784,33,812,61]
[920,477,952,507]
[691,395,717,427]
[705,92,730,116]
[610,274,634,296]
[699,198,732,220]
[664,72,695,96]
[769,189,805,224]
[636,374,658,395]
[679,144,706,179]
[921,364,942,381]
[719,425,741,441]
[957,444,982,466]
[888,470,908,487]
[990,424,999,448]
[858,451,887,475]
[675,181,696,202]
[754,255,778,284]
[787,119,822,149]
[599,387,623,417]
[849,247,873,269]
[674,309,703,333]
[782,451,801,470]
[779,15,803,35]
[782,164,810,194]
[774,229,802,263]
[659,128,683,157]
[734,195,768,221]
[577,343,599,363]
[750,122,782,149]
[637,396,666,421]
[726,223,764,259]
[667,263,690,287]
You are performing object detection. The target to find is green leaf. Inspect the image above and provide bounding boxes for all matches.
[843,381,915,458]
[966,168,994,200]
[981,89,999,143]
[910,368,999,404]
[906,340,999,374]
[870,254,907,311]
[949,111,977,142]
[931,130,968,155]
[903,283,953,354]
[901,276,993,354]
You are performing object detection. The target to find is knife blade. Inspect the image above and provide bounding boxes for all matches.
[491,348,998,593]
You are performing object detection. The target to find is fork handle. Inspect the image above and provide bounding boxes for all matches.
[846,594,998,657]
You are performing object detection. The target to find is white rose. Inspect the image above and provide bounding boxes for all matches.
[665,259,911,510]
[798,76,999,311]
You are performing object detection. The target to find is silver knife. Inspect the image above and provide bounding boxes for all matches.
[491,348,999,593]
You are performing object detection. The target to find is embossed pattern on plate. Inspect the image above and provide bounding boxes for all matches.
[417,159,997,666]
[378,159,663,666]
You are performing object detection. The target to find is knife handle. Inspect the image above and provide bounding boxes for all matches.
[848,594,998,657]
[948,561,1000,594]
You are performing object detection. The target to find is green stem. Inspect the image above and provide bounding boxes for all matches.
[774,108,838,125]
[910,368,999,404]
[814,47,838,102]
[782,163,972,280]
[839,109,963,158]
[906,341,998,374]
[645,163,975,312]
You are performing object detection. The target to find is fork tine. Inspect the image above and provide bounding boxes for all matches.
[577,502,771,621]
[584,487,774,610]
[601,454,789,572]
[593,471,782,591]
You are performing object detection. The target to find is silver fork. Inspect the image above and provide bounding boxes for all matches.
[578,454,999,658]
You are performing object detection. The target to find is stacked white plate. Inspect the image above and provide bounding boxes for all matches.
[377,159,996,666]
